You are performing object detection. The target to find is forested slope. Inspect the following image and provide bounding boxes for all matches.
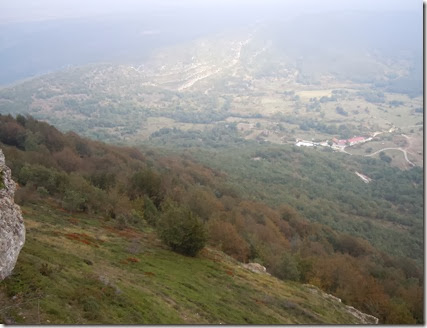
[0,114,423,323]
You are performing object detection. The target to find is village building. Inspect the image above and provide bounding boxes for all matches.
[296,135,370,150]
[347,137,366,145]
[296,140,314,147]
[331,136,368,147]
[295,139,315,147]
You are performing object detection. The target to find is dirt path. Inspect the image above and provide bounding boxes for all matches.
[339,148,352,155]
[365,147,415,166]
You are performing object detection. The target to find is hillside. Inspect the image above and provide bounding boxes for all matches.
[0,201,377,324]
[0,3,423,325]
[147,128,423,264]
[0,115,422,324]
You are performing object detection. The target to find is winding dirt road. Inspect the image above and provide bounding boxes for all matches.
[365,147,415,166]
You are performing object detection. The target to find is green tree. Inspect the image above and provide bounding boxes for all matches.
[379,151,392,163]
[143,195,158,226]
[272,252,301,281]
[129,169,163,207]
[385,299,417,324]
[62,189,87,212]
[157,201,206,256]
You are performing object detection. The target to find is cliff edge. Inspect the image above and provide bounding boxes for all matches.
[0,149,25,280]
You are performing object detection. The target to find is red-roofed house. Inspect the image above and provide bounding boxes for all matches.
[348,137,365,145]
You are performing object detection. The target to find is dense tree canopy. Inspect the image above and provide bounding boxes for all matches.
[0,114,422,323]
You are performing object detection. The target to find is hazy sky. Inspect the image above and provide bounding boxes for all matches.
[0,0,422,86]
[0,0,421,24]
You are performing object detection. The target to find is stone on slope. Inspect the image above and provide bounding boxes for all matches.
[0,149,25,280]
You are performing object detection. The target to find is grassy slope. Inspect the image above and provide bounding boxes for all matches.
[0,200,367,325]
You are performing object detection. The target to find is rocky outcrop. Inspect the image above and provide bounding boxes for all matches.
[243,262,269,275]
[345,304,379,325]
[0,149,25,280]
[304,284,379,324]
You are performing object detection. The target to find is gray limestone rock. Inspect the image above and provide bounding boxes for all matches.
[0,149,25,280]
[242,262,269,274]
[304,284,379,324]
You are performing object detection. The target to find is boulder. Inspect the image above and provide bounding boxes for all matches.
[0,149,25,280]
[243,262,268,274]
